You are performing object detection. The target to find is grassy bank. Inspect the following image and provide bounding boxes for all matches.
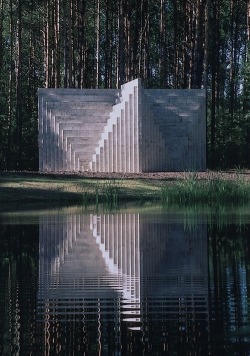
[0,171,250,206]
[0,172,161,205]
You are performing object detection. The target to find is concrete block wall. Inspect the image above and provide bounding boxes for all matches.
[38,80,206,172]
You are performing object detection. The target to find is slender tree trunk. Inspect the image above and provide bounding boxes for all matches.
[118,0,125,87]
[96,0,100,87]
[63,0,68,87]
[173,1,178,87]
[77,0,86,88]
[229,0,236,122]
[45,0,50,87]
[210,0,220,166]
[7,0,14,170]
[247,0,250,42]
[124,0,131,82]
[68,0,72,87]
[16,0,23,169]
[244,0,250,165]
[193,0,205,88]
[0,0,3,72]
[55,0,61,87]
[159,0,167,87]
[203,0,210,89]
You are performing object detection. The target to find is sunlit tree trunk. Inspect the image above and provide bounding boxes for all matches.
[55,0,61,87]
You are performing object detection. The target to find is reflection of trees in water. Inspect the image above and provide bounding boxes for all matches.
[0,225,39,355]
[209,223,250,354]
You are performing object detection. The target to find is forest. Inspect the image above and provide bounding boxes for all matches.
[0,0,250,171]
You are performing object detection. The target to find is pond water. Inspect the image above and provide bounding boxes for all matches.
[1,205,250,355]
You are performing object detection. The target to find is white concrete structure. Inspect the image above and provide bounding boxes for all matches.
[38,79,206,172]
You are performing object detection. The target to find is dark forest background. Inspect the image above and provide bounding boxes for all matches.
[0,0,250,171]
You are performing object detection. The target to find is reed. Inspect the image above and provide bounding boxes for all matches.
[160,172,250,204]
[83,179,119,206]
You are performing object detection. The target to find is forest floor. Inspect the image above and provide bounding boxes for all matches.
[0,169,250,205]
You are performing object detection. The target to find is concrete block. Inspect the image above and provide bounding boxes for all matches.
[38,79,206,172]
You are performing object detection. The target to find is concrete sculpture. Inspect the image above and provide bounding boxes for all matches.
[38,79,206,172]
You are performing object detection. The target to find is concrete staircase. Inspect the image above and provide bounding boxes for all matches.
[38,88,117,171]
[90,79,141,173]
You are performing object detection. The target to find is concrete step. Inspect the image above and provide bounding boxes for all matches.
[62,130,103,138]
[43,95,117,103]
[39,88,118,94]
[46,103,114,111]
[58,123,105,130]
[145,89,205,97]
[49,116,112,125]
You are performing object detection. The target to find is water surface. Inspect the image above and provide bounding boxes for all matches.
[1,205,250,355]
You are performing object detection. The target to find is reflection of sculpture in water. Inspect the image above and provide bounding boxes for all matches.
[38,209,208,353]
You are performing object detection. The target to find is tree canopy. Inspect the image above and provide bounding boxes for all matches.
[0,0,249,170]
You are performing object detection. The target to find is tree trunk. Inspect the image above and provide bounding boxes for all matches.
[16,0,23,169]
[0,0,3,72]
[63,0,68,87]
[68,0,73,87]
[203,0,210,89]
[118,0,125,87]
[45,0,50,87]
[96,0,100,87]
[6,0,14,170]
[55,0,61,87]
[193,0,205,88]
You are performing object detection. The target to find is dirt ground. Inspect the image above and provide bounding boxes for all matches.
[11,169,250,181]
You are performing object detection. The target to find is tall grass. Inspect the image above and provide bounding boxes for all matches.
[82,173,250,206]
[83,179,119,206]
[161,172,250,204]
